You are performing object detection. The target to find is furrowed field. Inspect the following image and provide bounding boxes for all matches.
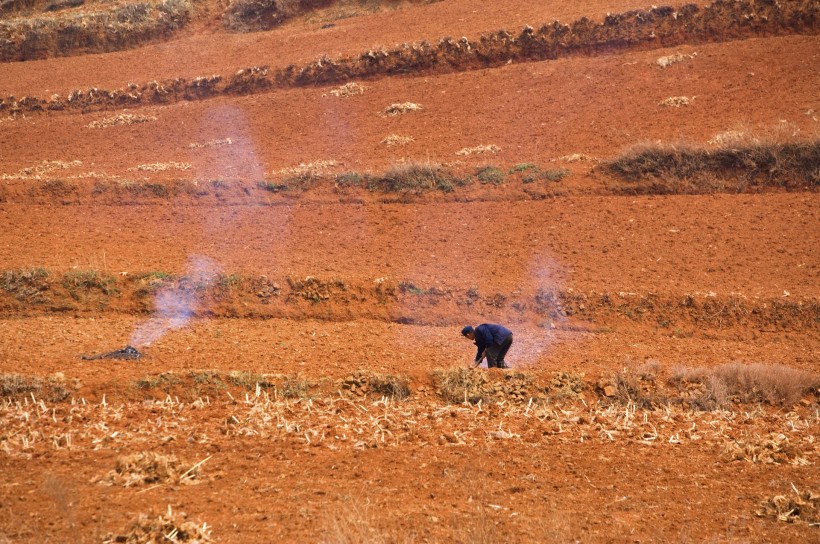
[0,0,818,542]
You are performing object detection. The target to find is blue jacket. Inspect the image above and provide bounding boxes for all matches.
[473,323,512,362]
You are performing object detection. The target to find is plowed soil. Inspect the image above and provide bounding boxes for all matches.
[0,1,818,543]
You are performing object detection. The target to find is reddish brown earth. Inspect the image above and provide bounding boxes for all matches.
[0,1,818,543]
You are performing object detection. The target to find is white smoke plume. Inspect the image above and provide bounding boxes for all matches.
[130,255,221,347]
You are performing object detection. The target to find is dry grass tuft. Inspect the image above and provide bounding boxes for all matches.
[756,487,819,524]
[707,130,749,146]
[0,374,43,397]
[603,139,820,192]
[188,138,232,149]
[382,102,422,116]
[366,160,465,193]
[342,371,410,400]
[98,451,205,487]
[0,159,81,180]
[320,499,386,544]
[455,144,501,156]
[226,370,270,389]
[0,0,193,62]
[0,373,73,401]
[655,52,697,68]
[544,372,586,400]
[129,162,191,172]
[276,159,338,176]
[658,96,694,107]
[721,433,808,465]
[330,82,366,97]
[280,376,311,398]
[0,267,50,303]
[85,114,157,129]
[670,363,818,408]
[223,0,332,32]
[433,367,489,404]
[381,134,415,147]
[556,153,593,162]
[602,367,661,408]
[103,505,211,543]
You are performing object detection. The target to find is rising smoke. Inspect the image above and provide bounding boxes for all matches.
[130,255,221,347]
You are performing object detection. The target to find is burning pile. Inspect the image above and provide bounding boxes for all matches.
[81,345,142,361]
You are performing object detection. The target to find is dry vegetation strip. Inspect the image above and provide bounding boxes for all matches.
[602,140,820,193]
[223,0,336,32]
[1,368,816,460]
[2,0,818,115]
[222,0,435,32]
[0,0,193,62]
[1,269,818,329]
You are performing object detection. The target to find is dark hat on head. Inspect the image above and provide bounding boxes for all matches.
[461,325,474,336]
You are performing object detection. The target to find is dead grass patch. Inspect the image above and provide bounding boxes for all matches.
[720,433,809,465]
[136,372,182,391]
[0,159,81,180]
[455,144,500,156]
[600,367,662,408]
[85,113,157,129]
[226,370,273,390]
[129,162,191,172]
[655,52,697,68]
[62,269,118,299]
[320,499,387,544]
[433,367,489,404]
[342,371,410,400]
[556,153,593,163]
[603,140,820,192]
[188,138,232,149]
[381,134,414,146]
[658,96,694,107]
[223,0,336,32]
[0,267,50,303]
[97,451,205,487]
[0,373,74,401]
[275,159,338,177]
[329,82,366,97]
[381,102,422,116]
[543,372,586,400]
[670,363,819,408]
[432,367,534,404]
[756,487,819,524]
[365,161,466,193]
[0,0,193,62]
[102,505,211,543]
[707,130,749,146]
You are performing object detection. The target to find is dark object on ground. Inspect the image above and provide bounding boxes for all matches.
[82,345,142,361]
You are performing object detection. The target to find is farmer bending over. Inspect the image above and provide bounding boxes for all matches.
[461,323,513,369]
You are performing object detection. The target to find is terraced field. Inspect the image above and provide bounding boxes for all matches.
[0,0,818,542]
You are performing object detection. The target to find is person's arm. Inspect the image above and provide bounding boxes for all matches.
[474,326,490,361]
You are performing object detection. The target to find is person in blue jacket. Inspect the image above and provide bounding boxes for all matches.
[461,323,513,369]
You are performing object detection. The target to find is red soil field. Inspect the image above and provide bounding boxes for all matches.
[0,1,818,542]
